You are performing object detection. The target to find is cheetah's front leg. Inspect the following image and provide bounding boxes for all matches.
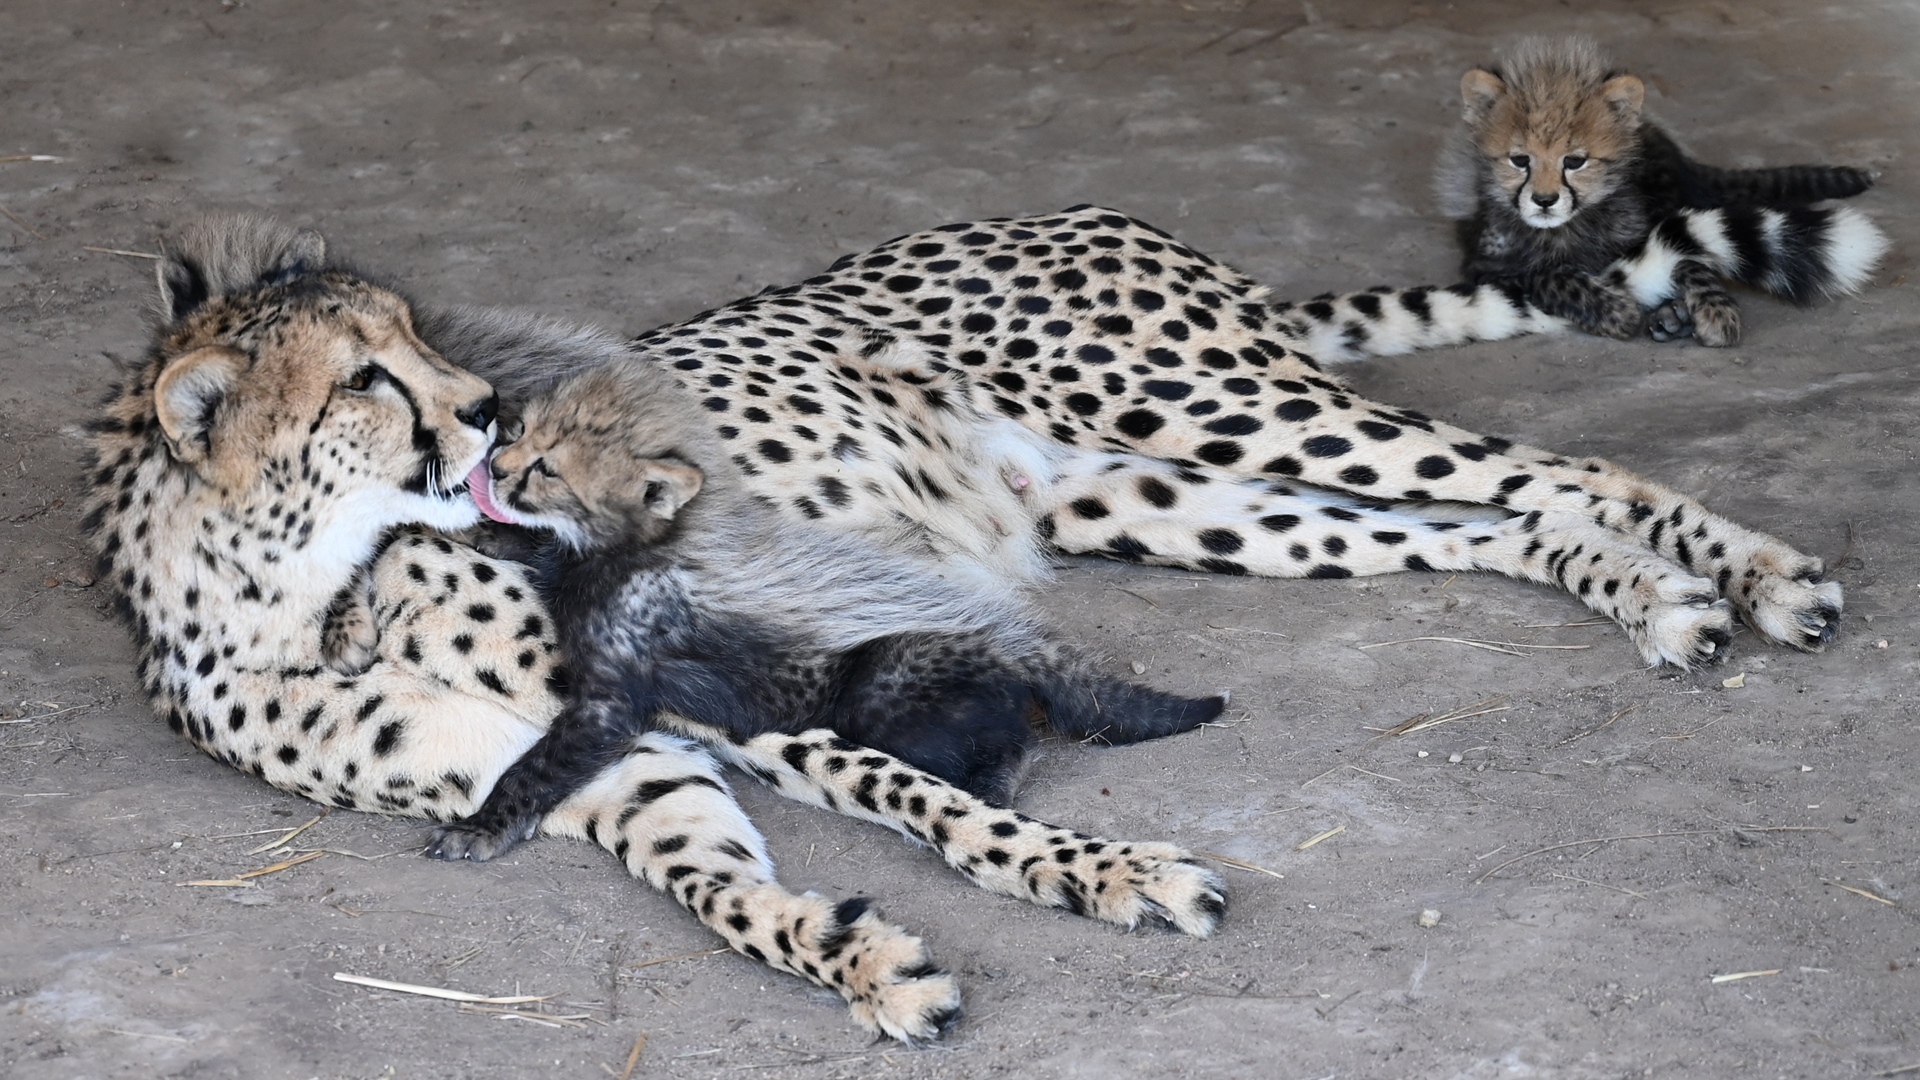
[673,723,1228,938]
[536,732,961,1042]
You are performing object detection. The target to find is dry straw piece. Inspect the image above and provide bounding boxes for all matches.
[1194,851,1285,880]
[1373,695,1512,738]
[1710,969,1781,984]
[623,947,729,971]
[618,1034,649,1080]
[1295,825,1345,851]
[0,206,46,239]
[1359,636,1590,657]
[332,972,551,1004]
[1822,880,1897,906]
[83,245,163,259]
[244,810,329,855]
[179,849,326,887]
[457,1003,590,1028]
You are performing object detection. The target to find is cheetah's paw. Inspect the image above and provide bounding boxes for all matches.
[821,897,962,1044]
[1646,298,1693,342]
[1586,289,1647,340]
[1068,842,1227,938]
[1738,573,1843,653]
[424,811,539,863]
[320,607,380,676]
[1689,293,1742,348]
[1638,597,1736,669]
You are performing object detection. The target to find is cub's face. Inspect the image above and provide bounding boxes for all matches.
[470,373,704,554]
[154,278,500,537]
[1460,67,1645,230]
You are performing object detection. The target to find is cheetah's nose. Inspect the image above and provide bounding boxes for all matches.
[456,392,499,432]
[1531,191,1560,209]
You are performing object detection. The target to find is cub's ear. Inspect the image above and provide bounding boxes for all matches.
[1460,68,1507,124]
[1601,74,1644,118]
[154,347,248,465]
[636,459,705,520]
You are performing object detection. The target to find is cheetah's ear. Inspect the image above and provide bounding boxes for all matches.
[1460,68,1507,125]
[636,458,705,520]
[156,218,330,322]
[266,228,328,285]
[154,346,248,465]
[157,253,211,324]
[1600,74,1644,119]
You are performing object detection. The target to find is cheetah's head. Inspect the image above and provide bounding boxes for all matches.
[468,365,706,554]
[147,217,499,538]
[1460,36,1644,230]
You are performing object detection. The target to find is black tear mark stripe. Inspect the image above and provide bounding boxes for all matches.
[377,366,439,494]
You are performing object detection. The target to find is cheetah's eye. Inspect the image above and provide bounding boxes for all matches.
[1508,153,1530,171]
[340,365,376,392]
[531,458,557,478]
[1563,153,1589,172]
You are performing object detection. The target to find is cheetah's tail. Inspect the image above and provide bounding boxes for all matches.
[1034,667,1227,746]
[1621,205,1889,307]
[1687,161,1875,207]
[1261,282,1567,364]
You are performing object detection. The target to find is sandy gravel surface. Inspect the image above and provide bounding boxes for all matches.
[2,2,1915,1077]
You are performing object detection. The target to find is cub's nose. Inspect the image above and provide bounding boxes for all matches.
[456,392,499,431]
[1531,191,1561,209]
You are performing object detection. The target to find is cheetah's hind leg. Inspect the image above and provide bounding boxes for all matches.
[537,732,962,1042]
[676,723,1229,938]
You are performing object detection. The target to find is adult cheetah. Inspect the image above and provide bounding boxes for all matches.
[443,205,1841,671]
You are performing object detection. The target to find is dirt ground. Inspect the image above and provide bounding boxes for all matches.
[3,1,1917,1077]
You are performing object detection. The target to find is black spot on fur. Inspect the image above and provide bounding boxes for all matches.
[1115,409,1166,440]
[372,721,405,756]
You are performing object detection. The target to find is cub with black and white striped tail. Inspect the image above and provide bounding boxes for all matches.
[1439,35,1887,346]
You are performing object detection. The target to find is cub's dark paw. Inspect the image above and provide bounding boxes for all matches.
[1646,298,1694,342]
[425,813,538,862]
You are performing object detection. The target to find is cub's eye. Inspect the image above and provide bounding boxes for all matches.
[1508,153,1531,170]
[531,458,557,478]
[498,416,525,444]
[1563,153,1589,171]
[341,366,376,392]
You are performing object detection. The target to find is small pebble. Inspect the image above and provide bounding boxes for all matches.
[1721,673,1746,689]
[1874,639,1889,649]
[1130,661,1147,675]
[1417,909,1441,928]
[1448,752,1464,764]
[1416,750,1429,758]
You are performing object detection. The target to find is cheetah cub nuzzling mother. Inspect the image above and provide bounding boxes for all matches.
[420,339,1224,866]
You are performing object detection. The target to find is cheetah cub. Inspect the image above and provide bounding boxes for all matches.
[1440,35,1885,345]
[425,350,1226,861]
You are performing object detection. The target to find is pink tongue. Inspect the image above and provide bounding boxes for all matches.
[466,460,517,524]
